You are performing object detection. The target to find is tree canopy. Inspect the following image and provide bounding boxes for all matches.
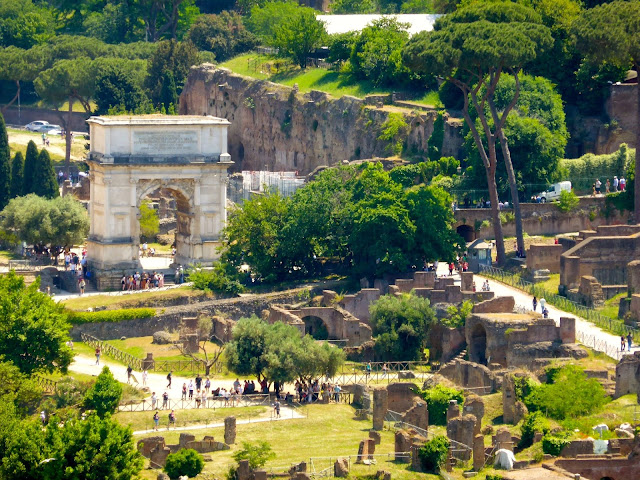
[0,271,73,374]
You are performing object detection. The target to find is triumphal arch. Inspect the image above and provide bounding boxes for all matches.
[86,115,232,290]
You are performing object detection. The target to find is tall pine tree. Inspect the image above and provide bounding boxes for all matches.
[0,113,10,210]
[32,149,59,199]
[23,140,39,195]
[9,151,24,199]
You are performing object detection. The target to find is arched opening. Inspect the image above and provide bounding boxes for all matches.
[469,323,487,365]
[600,477,615,480]
[136,184,193,270]
[238,142,244,162]
[457,224,476,243]
[302,316,329,340]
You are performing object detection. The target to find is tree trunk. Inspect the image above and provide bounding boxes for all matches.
[485,163,506,266]
[65,96,73,180]
[635,63,640,224]
[498,134,525,254]
[0,80,20,113]
[205,363,211,376]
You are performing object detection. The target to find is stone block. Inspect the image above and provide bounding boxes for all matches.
[461,272,474,292]
[472,296,515,313]
[447,414,476,460]
[403,401,429,430]
[447,400,460,421]
[560,317,576,344]
[369,430,381,445]
[397,370,416,379]
[237,460,251,480]
[179,433,195,448]
[514,401,528,424]
[615,351,640,398]
[334,458,349,477]
[395,430,412,463]
[253,471,267,480]
[627,259,640,294]
[473,435,485,471]
[224,416,236,444]
[138,436,165,458]
[502,374,516,424]
[446,284,463,303]
[578,275,604,307]
[372,388,388,431]
[526,244,563,273]
[463,395,485,436]
[157,474,170,480]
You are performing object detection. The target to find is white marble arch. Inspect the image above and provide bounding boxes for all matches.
[85,115,233,289]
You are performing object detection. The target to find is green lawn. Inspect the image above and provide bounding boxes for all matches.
[220,53,440,105]
[61,285,209,310]
[134,403,440,480]
[598,292,625,320]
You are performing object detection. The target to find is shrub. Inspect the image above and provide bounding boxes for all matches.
[417,384,464,425]
[542,432,571,456]
[557,190,579,212]
[164,449,204,479]
[152,331,173,345]
[54,377,90,408]
[441,300,473,328]
[520,411,550,448]
[188,262,244,296]
[67,308,155,324]
[378,112,409,156]
[232,441,275,469]
[418,435,450,473]
[83,366,122,418]
[558,144,633,193]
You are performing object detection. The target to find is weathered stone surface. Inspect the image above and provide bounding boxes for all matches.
[502,374,516,424]
[334,458,349,477]
[527,244,563,273]
[397,371,416,379]
[403,401,428,430]
[224,416,236,444]
[372,388,388,431]
[472,296,515,314]
[473,434,485,471]
[369,430,381,445]
[447,400,460,421]
[578,275,605,307]
[157,474,170,480]
[514,401,528,425]
[463,395,485,436]
[494,427,514,452]
[447,414,476,460]
[356,438,376,463]
[395,430,412,463]
[439,359,496,393]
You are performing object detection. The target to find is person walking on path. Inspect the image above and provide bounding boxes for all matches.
[95,347,101,365]
[166,371,172,389]
[79,277,85,295]
[540,298,546,313]
[181,383,187,400]
[126,365,133,384]
[153,411,160,431]
[627,332,633,351]
[532,296,538,312]
[621,335,626,351]
[142,370,148,386]
[168,410,176,429]
[151,392,157,410]
[273,399,281,418]
[162,391,169,409]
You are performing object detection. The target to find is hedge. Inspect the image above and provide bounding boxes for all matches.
[558,144,633,193]
[67,308,156,324]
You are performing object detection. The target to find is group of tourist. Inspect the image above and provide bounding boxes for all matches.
[532,296,549,318]
[294,380,343,403]
[621,333,633,352]
[593,176,626,196]
[140,242,157,258]
[121,271,165,290]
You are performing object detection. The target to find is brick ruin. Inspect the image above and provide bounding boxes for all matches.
[137,433,229,468]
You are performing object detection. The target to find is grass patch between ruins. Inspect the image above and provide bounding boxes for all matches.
[61,285,208,310]
[597,292,626,321]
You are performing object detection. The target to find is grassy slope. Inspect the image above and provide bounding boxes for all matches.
[61,285,208,310]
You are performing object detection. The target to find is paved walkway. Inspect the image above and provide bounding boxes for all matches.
[434,263,636,360]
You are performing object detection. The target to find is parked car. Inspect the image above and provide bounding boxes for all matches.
[25,120,49,131]
[533,181,572,203]
[48,128,63,136]
[36,124,62,133]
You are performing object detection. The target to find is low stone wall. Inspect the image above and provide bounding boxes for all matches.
[438,359,496,393]
[526,244,563,273]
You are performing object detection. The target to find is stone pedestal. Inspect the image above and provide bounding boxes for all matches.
[473,434,485,471]
[142,352,155,370]
[372,388,388,431]
[463,395,485,436]
[224,416,236,444]
[460,272,474,292]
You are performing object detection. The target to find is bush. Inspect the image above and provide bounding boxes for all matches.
[558,144,633,193]
[83,366,122,418]
[54,377,90,408]
[164,449,204,479]
[542,432,571,456]
[417,384,463,425]
[232,441,275,469]
[520,411,550,448]
[188,262,244,296]
[67,308,155,324]
[418,435,450,473]
[152,331,173,345]
[557,190,579,213]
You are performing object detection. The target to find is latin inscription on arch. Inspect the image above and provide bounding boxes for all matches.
[133,130,198,155]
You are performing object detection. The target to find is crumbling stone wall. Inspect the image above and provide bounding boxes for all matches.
[615,351,640,398]
[526,244,563,273]
[179,65,464,175]
[438,359,496,393]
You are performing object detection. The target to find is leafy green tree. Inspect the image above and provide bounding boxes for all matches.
[187,11,258,62]
[0,360,43,414]
[404,2,553,265]
[145,39,200,106]
[139,199,160,239]
[9,152,24,199]
[272,7,326,68]
[330,0,377,13]
[93,59,149,114]
[0,113,10,210]
[164,449,204,479]
[232,441,275,469]
[573,0,640,222]
[245,1,301,42]
[187,262,244,296]
[0,0,54,48]
[327,31,358,64]
[401,0,436,13]
[519,411,550,448]
[225,316,272,381]
[1,194,89,248]
[83,366,123,418]
[0,271,73,374]
[418,435,450,473]
[351,17,411,87]
[159,69,179,109]
[22,140,38,195]
[417,384,464,425]
[0,46,46,112]
[442,300,473,328]
[370,292,434,361]
[31,149,59,199]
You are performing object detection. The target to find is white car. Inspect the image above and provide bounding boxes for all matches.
[36,124,62,133]
[25,120,49,131]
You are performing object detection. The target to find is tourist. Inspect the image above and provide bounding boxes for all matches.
[627,332,633,351]
[195,374,202,391]
[201,389,207,407]
[620,176,626,191]
[540,298,546,312]
[142,370,148,386]
[334,384,341,402]
[181,383,187,400]
[127,365,133,384]
[188,380,194,399]
[95,346,101,365]
[621,335,626,351]
[382,363,388,378]
[542,307,549,318]
[168,410,176,429]
[40,411,46,425]
[162,391,169,409]
[595,178,601,194]
[79,277,85,295]
[153,411,160,431]
[204,377,211,394]
[532,296,538,312]
[365,362,372,377]
[449,262,455,276]
[613,176,619,192]
[273,399,281,418]
[166,371,172,389]
[606,179,610,194]
[151,392,157,409]
[195,393,202,408]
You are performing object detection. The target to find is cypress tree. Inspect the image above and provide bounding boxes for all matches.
[23,140,39,194]
[9,151,24,199]
[32,149,59,199]
[0,113,10,210]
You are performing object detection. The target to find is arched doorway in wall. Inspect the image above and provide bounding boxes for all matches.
[457,224,476,243]
[599,477,615,480]
[301,316,329,340]
[469,323,488,365]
